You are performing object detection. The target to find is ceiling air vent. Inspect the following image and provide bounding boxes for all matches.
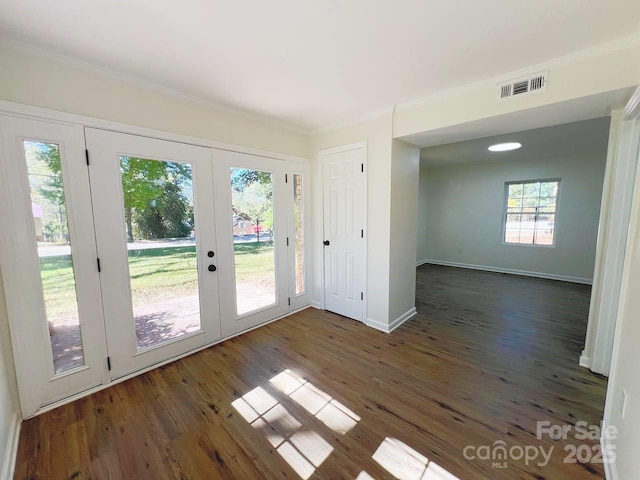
[497,71,548,101]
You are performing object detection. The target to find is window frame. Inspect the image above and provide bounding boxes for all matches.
[501,178,561,248]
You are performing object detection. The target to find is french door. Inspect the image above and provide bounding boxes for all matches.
[0,117,107,416]
[86,129,222,379]
[1,120,309,417]
[212,149,290,336]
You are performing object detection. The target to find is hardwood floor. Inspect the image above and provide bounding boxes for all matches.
[15,265,607,480]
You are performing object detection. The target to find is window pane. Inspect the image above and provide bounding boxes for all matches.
[536,214,555,245]
[505,228,521,243]
[231,168,276,315]
[523,182,540,197]
[120,156,200,350]
[507,197,522,210]
[23,141,85,374]
[293,174,304,296]
[540,182,558,198]
[506,214,521,228]
[523,197,539,208]
[519,229,535,243]
[539,197,556,208]
[508,184,523,198]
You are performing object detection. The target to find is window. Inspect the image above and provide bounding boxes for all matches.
[504,179,559,246]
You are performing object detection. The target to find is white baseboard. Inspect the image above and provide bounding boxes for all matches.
[579,351,592,368]
[1,410,21,480]
[311,300,323,310]
[366,307,417,334]
[418,259,593,285]
[601,420,618,480]
[416,259,429,267]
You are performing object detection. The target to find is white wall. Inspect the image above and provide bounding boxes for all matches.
[0,44,309,158]
[418,151,607,282]
[389,140,420,324]
[0,268,19,474]
[309,115,395,328]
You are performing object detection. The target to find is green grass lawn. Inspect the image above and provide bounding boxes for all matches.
[40,242,275,323]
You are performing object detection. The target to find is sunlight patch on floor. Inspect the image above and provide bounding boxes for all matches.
[372,437,461,480]
[270,369,361,435]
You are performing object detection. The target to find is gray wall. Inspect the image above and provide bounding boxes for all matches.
[418,153,607,281]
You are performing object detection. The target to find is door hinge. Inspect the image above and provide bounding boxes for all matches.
[361,163,364,173]
[286,237,289,246]
[288,297,291,306]
[361,229,364,238]
[85,149,90,166]
[97,258,101,272]
[285,173,288,183]
[361,292,364,301]
[107,356,111,371]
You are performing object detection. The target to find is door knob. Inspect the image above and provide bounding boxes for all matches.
[323,240,330,246]
[208,265,217,272]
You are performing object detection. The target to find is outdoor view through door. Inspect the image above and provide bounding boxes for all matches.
[23,140,85,373]
[119,156,201,349]
[231,167,276,315]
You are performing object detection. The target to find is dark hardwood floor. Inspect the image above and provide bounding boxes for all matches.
[15,265,607,479]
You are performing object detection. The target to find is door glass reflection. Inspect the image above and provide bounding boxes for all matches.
[119,156,201,349]
[230,168,276,315]
[23,140,85,374]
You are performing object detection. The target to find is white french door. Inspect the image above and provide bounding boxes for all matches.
[86,129,221,379]
[0,117,107,417]
[212,149,290,336]
[1,116,309,417]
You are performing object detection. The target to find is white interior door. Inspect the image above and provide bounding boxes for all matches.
[0,117,107,417]
[86,129,221,379]
[322,146,366,321]
[212,149,289,336]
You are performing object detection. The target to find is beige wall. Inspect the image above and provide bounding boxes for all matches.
[389,140,420,322]
[394,42,640,139]
[0,44,309,158]
[309,115,394,327]
[0,267,19,470]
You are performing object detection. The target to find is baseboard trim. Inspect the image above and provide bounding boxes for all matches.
[579,352,592,369]
[311,300,323,310]
[416,259,430,267]
[419,259,593,285]
[1,410,21,480]
[366,307,417,334]
[389,307,417,333]
[601,420,618,480]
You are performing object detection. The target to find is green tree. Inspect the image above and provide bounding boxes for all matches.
[231,169,273,242]
[120,158,192,241]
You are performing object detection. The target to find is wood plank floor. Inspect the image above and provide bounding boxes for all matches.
[15,265,608,480]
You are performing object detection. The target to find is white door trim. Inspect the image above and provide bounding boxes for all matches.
[319,142,368,322]
[582,86,640,375]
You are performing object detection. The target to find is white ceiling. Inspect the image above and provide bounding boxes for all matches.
[1,1,639,131]
[420,117,611,167]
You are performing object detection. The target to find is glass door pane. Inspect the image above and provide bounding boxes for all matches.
[119,156,201,349]
[23,140,85,374]
[230,168,276,315]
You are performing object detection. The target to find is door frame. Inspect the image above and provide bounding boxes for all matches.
[582,87,640,375]
[319,141,368,322]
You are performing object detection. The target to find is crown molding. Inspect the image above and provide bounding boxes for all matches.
[395,32,640,113]
[0,38,311,136]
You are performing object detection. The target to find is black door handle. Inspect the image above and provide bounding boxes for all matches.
[323,240,330,246]
[208,265,217,272]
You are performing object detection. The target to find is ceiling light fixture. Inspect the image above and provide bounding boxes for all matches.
[488,142,522,152]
